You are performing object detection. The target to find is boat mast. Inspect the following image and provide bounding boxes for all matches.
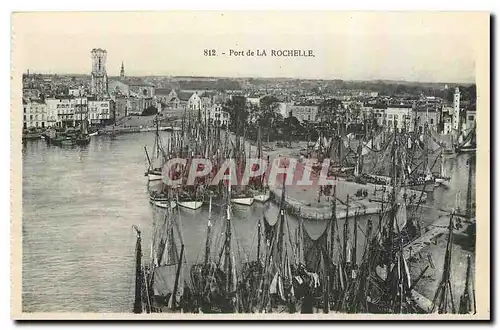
[257,218,261,263]
[343,194,350,270]
[465,155,474,220]
[224,184,233,294]
[203,194,213,267]
[330,185,337,258]
[171,243,185,310]
[132,225,143,314]
[431,213,457,313]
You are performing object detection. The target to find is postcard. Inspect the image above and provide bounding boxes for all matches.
[11,11,490,320]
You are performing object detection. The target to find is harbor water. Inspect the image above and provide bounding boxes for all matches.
[21,132,476,312]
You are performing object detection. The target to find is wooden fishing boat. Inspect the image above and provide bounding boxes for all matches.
[177,200,204,210]
[231,194,254,206]
[132,198,190,313]
[144,116,166,182]
[253,190,270,203]
[22,130,42,141]
[190,187,241,313]
[151,200,178,210]
[61,137,76,146]
[75,134,91,146]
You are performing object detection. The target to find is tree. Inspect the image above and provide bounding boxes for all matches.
[318,98,342,126]
[257,96,284,143]
[223,95,248,135]
[282,116,304,141]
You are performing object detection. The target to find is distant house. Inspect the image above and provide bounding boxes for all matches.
[156,89,180,109]
[202,104,230,127]
[178,91,202,111]
[442,104,454,134]
[108,78,155,98]
[415,106,440,133]
[386,103,414,131]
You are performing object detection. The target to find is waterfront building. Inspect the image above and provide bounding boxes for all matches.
[88,99,112,125]
[90,48,108,98]
[23,99,48,129]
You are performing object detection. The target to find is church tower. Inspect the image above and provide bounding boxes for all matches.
[120,61,125,78]
[90,48,108,97]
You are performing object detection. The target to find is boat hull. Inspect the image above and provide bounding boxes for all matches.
[231,197,254,206]
[178,201,203,210]
[151,201,177,209]
[147,173,163,181]
[254,191,270,203]
[75,138,90,146]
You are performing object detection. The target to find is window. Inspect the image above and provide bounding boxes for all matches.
[388,114,393,119]
[468,115,474,121]
[30,115,33,120]
[430,118,434,124]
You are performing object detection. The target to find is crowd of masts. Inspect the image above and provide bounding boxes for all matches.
[134,110,475,315]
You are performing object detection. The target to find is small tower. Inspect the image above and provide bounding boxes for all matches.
[120,61,125,78]
[90,48,108,97]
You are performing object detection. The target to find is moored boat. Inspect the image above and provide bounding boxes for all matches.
[254,190,270,203]
[231,196,254,206]
[177,200,203,210]
[151,200,178,210]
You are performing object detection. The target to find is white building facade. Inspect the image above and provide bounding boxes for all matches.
[23,100,48,129]
[386,105,414,131]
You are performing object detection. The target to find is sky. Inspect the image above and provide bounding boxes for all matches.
[12,11,488,83]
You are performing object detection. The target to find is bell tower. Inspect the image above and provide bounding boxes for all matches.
[90,48,108,97]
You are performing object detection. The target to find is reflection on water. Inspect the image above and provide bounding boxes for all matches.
[21,133,475,312]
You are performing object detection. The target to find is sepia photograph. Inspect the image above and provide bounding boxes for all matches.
[10,11,490,320]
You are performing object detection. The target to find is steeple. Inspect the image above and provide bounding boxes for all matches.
[120,61,125,78]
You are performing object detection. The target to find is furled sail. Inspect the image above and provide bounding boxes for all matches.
[301,222,328,273]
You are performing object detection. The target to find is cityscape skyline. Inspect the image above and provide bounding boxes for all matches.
[14,12,483,84]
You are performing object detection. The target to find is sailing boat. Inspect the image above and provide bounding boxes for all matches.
[142,198,188,313]
[190,185,240,313]
[257,179,299,313]
[253,126,271,203]
[434,153,451,187]
[75,94,91,146]
[455,123,476,153]
[145,116,165,182]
